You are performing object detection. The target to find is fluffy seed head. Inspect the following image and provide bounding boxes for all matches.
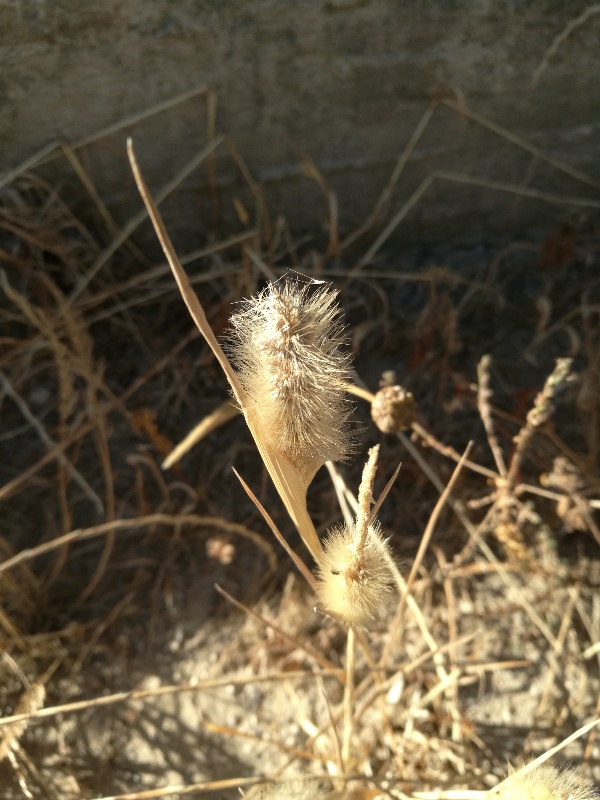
[228,280,352,482]
[496,764,596,800]
[254,780,330,800]
[315,523,393,627]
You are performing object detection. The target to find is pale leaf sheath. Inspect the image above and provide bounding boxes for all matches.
[127,142,323,559]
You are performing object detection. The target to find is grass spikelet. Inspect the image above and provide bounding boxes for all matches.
[228,279,352,483]
[316,445,395,626]
[496,764,596,800]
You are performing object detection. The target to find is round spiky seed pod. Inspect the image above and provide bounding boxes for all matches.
[228,280,353,482]
[496,764,596,800]
[370,385,416,433]
[315,523,394,627]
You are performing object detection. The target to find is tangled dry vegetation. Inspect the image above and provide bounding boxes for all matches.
[0,86,600,800]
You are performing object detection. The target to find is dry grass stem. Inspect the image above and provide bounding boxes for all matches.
[214,584,341,674]
[531,5,600,88]
[59,141,147,266]
[342,626,356,766]
[383,442,473,664]
[359,171,600,267]
[71,135,224,302]
[0,671,342,733]
[441,96,600,189]
[37,82,211,165]
[0,140,60,189]
[0,371,104,513]
[342,99,437,251]
[232,468,317,586]
[0,514,277,577]
[0,684,45,761]
[161,400,238,469]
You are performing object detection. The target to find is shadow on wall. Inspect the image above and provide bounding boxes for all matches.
[1,0,600,245]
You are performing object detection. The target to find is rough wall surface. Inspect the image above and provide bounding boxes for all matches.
[1,0,599,244]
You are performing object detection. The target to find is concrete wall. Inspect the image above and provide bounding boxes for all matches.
[2,1,599,247]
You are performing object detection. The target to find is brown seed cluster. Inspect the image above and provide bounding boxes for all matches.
[370,384,416,433]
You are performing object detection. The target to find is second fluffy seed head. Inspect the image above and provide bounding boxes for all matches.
[316,523,394,627]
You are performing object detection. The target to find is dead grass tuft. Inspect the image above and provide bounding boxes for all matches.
[0,86,599,799]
